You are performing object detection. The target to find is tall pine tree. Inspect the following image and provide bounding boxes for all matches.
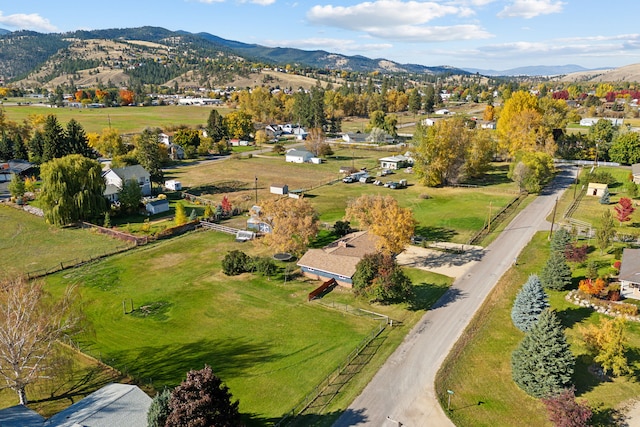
[41,115,66,162]
[511,274,549,332]
[540,251,572,290]
[65,118,93,158]
[511,309,575,398]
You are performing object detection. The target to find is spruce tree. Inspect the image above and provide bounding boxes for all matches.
[540,251,572,290]
[550,228,572,254]
[599,187,610,204]
[511,309,575,398]
[65,118,93,158]
[147,388,171,427]
[511,274,549,332]
[41,115,66,162]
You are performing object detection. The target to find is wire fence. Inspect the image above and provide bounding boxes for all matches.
[466,191,528,246]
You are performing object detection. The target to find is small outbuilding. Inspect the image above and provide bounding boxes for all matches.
[270,184,289,195]
[146,199,170,215]
[285,149,314,163]
[164,180,182,191]
[587,182,608,197]
[379,155,411,170]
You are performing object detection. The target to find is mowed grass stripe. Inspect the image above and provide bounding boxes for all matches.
[47,231,375,421]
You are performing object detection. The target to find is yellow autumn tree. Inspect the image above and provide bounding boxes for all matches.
[581,317,631,377]
[260,198,319,255]
[345,194,415,254]
[496,90,555,157]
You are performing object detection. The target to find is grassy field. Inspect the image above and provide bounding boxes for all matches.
[167,150,520,244]
[0,205,131,276]
[44,230,451,425]
[0,104,229,134]
[436,166,640,427]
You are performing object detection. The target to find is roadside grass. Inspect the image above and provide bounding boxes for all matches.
[436,232,640,427]
[0,205,130,276]
[1,105,230,134]
[43,230,451,424]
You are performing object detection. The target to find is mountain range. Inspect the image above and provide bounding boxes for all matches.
[0,26,615,89]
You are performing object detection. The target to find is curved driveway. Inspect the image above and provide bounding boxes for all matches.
[334,167,577,427]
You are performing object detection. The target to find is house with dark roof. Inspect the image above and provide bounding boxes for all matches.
[297,231,379,288]
[620,248,640,299]
[632,163,640,184]
[0,160,36,183]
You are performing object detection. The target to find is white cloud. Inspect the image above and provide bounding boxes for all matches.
[498,0,565,19]
[265,37,392,52]
[194,0,225,3]
[0,11,57,32]
[306,0,491,42]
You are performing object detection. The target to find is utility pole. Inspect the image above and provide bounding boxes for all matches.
[487,201,493,232]
[548,197,558,240]
[254,176,258,205]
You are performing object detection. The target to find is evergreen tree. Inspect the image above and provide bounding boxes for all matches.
[165,365,240,427]
[147,388,171,427]
[599,187,610,204]
[0,132,13,161]
[41,115,66,162]
[103,212,111,228]
[189,208,197,221]
[65,118,93,158]
[511,274,549,332]
[28,130,45,164]
[12,134,27,160]
[511,309,575,398]
[7,173,25,197]
[550,228,572,254]
[206,110,227,142]
[540,252,572,290]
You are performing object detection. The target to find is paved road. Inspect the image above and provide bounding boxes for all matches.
[334,166,577,427]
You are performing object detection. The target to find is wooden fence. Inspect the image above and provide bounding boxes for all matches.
[307,278,337,301]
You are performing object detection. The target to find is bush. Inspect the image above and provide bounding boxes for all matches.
[564,243,588,263]
[222,250,252,275]
[578,278,606,296]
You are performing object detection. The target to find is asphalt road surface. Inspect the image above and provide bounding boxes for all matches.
[334,166,577,427]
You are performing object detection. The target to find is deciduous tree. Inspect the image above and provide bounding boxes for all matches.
[7,173,25,198]
[0,276,80,404]
[174,201,187,226]
[165,365,241,427]
[596,209,616,254]
[352,252,412,303]
[118,179,143,214]
[511,274,549,333]
[511,309,575,398]
[206,109,227,143]
[345,194,415,254]
[224,110,253,140]
[581,317,630,377]
[134,128,165,184]
[578,278,606,296]
[614,197,635,225]
[260,198,319,255]
[609,132,640,165]
[541,387,592,427]
[40,154,106,226]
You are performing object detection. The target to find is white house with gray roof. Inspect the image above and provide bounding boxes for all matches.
[102,165,151,202]
[620,248,640,300]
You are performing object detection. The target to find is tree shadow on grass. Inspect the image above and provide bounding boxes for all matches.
[246,407,369,427]
[408,281,451,311]
[103,337,281,388]
[414,225,458,242]
[557,305,593,329]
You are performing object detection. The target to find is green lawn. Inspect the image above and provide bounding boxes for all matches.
[44,230,451,425]
[0,205,131,276]
[437,166,640,426]
[1,104,230,134]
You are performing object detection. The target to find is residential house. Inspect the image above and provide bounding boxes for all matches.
[620,248,640,299]
[44,383,152,427]
[342,133,370,144]
[435,108,451,115]
[297,231,379,288]
[478,120,497,130]
[157,133,185,160]
[102,165,152,202]
[586,182,608,197]
[0,160,36,183]
[379,154,412,170]
[292,127,308,140]
[145,199,170,215]
[285,149,314,163]
[632,163,640,184]
[0,384,151,427]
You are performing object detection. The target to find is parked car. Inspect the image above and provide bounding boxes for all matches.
[380,169,392,176]
[343,176,356,183]
[384,181,395,188]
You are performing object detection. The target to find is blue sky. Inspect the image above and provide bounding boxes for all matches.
[1,0,639,70]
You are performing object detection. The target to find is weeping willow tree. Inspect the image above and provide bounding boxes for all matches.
[40,154,106,226]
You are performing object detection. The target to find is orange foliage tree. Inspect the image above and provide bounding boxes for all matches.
[578,278,606,296]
